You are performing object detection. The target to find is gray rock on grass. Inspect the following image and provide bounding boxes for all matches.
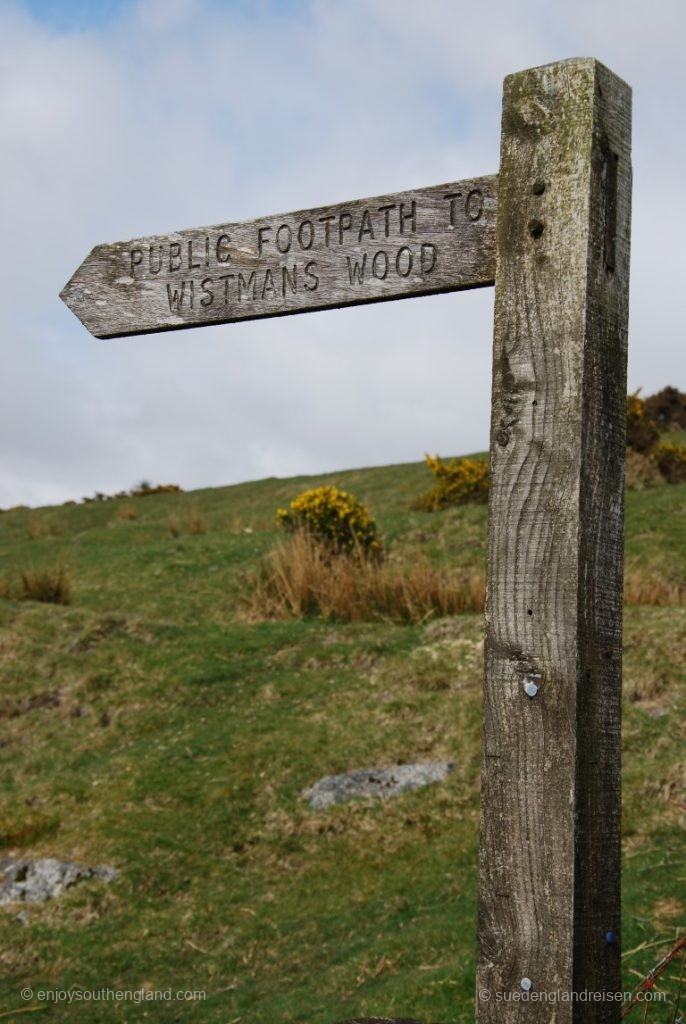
[303,762,454,809]
[0,857,118,905]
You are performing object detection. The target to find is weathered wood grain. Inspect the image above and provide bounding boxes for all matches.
[477,58,631,1022]
[60,177,497,339]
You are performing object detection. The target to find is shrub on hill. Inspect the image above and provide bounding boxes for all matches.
[643,386,686,431]
[625,387,686,489]
[82,482,182,503]
[654,442,686,484]
[130,482,182,498]
[414,454,489,511]
[626,392,660,454]
[276,486,381,560]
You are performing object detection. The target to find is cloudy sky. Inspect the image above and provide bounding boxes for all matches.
[1,0,684,507]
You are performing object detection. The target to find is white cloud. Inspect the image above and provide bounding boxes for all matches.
[135,0,199,31]
[0,0,683,506]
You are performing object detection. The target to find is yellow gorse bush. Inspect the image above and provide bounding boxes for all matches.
[626,391,660,454]
[276,485,381,558]
[654,442,686,484]
[414,454,490,511]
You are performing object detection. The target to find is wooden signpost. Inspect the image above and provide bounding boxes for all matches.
[61,177,497,338]
[61,57,632,1023]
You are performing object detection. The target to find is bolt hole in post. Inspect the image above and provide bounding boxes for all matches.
[528,218,545,239]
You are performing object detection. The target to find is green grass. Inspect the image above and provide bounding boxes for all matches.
[662,428,686,446]
[0,456,684,1023]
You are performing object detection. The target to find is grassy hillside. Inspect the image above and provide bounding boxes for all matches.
[0,457,684,1023]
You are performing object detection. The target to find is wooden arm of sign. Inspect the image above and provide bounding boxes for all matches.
[60,176,497,339]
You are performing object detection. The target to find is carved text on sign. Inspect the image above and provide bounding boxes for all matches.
[61,178,497,338]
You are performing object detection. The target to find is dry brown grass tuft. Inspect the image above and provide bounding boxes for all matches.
[26,515,63,539]
[624,571,686,607]
[625,670,669,704]
[243,542,684,621]
[166,512,181,538]
[187,505,207,535]
[1,563,72,604]
[243,530,485,624]
[166,506,207,537]
[625,449,664,491]
[113,503,137,522]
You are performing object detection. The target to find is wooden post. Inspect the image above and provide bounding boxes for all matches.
[478,57,631,1022]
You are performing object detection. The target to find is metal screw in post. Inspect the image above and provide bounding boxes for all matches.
[521,977,533,992]
[523,674,541,698]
